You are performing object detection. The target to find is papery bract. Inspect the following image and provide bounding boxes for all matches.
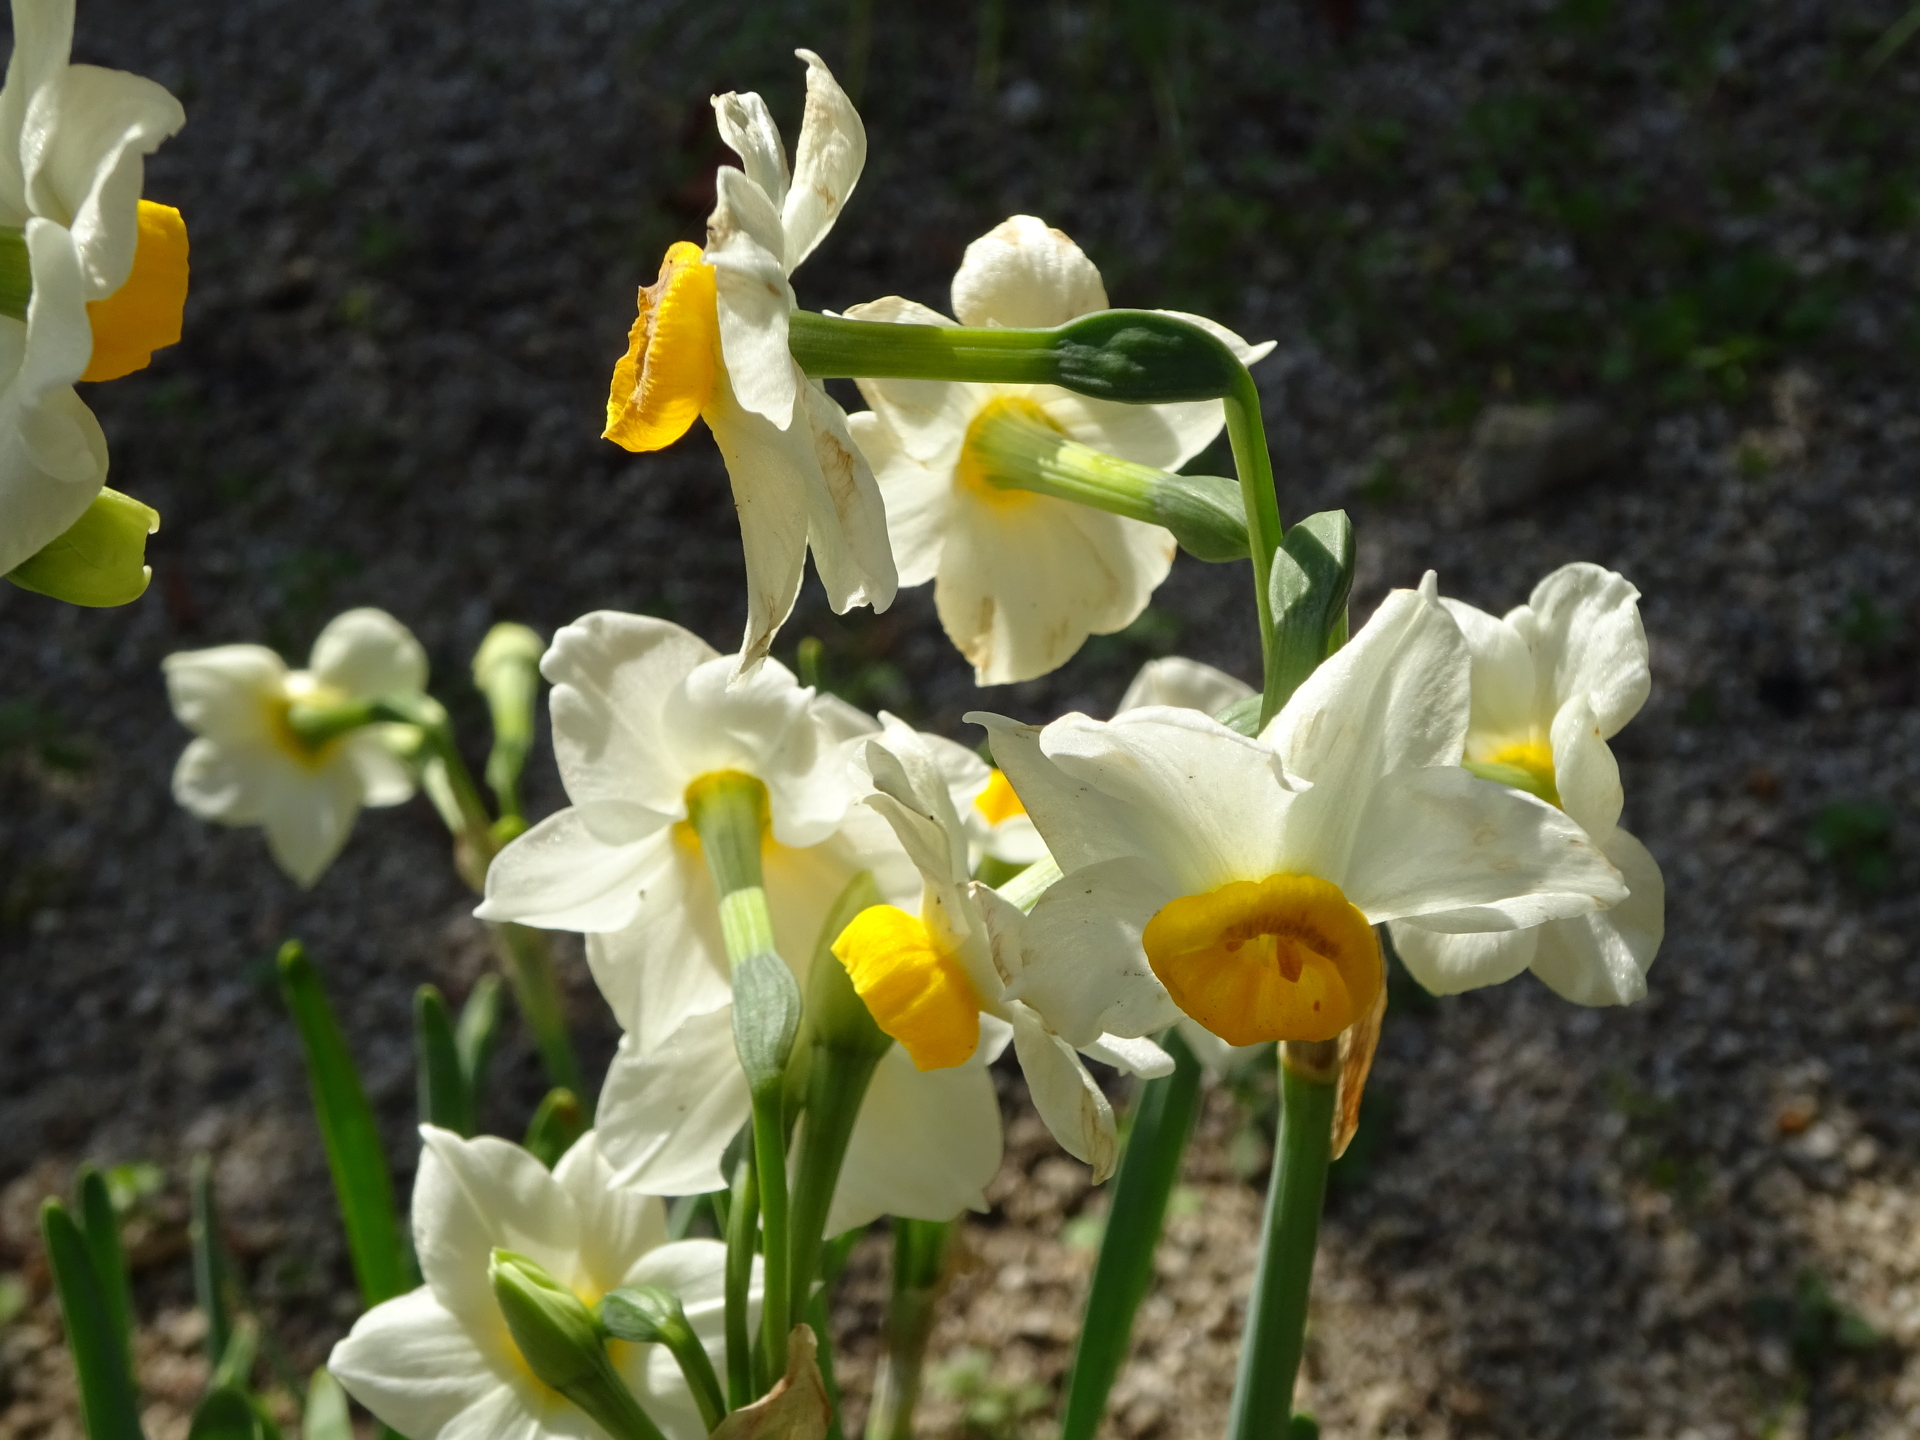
[1388,563,1665,1006]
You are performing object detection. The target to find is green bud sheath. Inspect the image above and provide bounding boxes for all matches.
[8,489,159,608]
[472,622,545,821]
[489,1251,666,1440]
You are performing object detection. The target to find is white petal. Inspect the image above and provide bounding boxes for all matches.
[1342,767,1626,930]
[1013,855,1181,1047]
[793,377,898,617]
[703,371,813,668]
[1012,1006,1116,1181]
[1114,656,1253,717]
[542,611,719,815]
[258,759,365,888]
[413,1128,579,1329]
[1529,826,1664,1006]
[624,1241,747,1440]
[848,408,948,587]
[1549,693,1622,842]
[827,1044,1002,1233]
[170,737,280,826]
[344,727,420,808]
[1080,1033,1174,1078]
[707,166,797,429]
[1521,563,1651,738]
[596,1016,752,1196]
[308,608,428,700]
[951,215,1107,328]
[551,1134,670,1295]
[0,1,73,217]
[476,809,663,933]
[1152,309,1276,367]
[23,64,183,297]
[584,841,730,1047]
[1042,391,1225,475]
[1442,598,1538,747]
[935,486,1171,685]
[328,1289,506,1440]
[780,50,865,273]
[441,1378,590,1440]
[1172,1018,1247,1076]
[162,644,286,744]
[1387,922,1537,997]
[710,90,788,208]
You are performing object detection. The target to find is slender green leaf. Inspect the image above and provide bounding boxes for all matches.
[277,940,408,1305]
[41,1201,143,1440]
[523,1088,585,1169]
[211,1315,258,1393]
[301,1370,351,1440]
[189,1154,231,1366]
[1058,1028,1204,1440]
[414,986,476,1137]
[454,974,504,1099]
[187,1387,261,1440]
[74,1166,134,1372]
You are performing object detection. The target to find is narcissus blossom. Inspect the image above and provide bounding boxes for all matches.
[973,577,1629,1049]
[329,1128,740,1440]
[1389,563,1665,1006]
[163,608,425,887]
[603,49,893,670]
[0,0,187,575]
[478,613,1004,1230]
[834,719,1170,1180]
[844,215,1272,684]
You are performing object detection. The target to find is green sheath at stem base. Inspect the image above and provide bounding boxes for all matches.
[1226,1040,1337,1439]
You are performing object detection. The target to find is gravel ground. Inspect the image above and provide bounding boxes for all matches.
[4,1,1920,1437]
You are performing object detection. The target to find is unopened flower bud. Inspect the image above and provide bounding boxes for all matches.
[489,1250,663,1440]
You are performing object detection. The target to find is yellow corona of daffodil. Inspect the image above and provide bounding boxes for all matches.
[603,50,894,671]
[0,0,187,578]
[971,577,1630,1049]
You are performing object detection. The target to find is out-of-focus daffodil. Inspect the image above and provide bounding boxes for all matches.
[1390,563,1665,1006]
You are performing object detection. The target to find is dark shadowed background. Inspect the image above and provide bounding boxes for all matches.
[4,1,1920,1435]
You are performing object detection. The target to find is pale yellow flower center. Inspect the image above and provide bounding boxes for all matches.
[1463,738,1561,808]
[955,395,1059,509]
[84,200,189,383]
[604,241,719,453]
[972,767,1026,826]
[1142,874,1381,1045]
[674,768,772,850]
[832,904,982,1070]
[268,673,349,770]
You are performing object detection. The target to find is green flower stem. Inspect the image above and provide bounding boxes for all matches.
[489,922,585,1101]
[1223,369,1288,728]
[1058,1026,1204,1440]
[788,310,1058,386]
[688,772,799,1393]
[864,1219,952,1440]
[1227,1039,1338,1439]
[724,1152,759,1411]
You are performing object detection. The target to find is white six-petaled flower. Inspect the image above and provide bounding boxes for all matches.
[971,577,1629,1049]
[844,215,1273,684]
[603,50,894,671]
[329,1128,743,1440]
[1388,563,1665,1006]
[478,612,1005,1230]
[0,0,186,575]
[163,608,426,887]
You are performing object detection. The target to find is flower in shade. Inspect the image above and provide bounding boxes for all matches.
[1388,563,1664,1006]
[971,576,1629,1048]
[163,608,425,887]
[832,717,1170,1180]
[477,612,1005,1231]
[603,49,893,670]
[843,215,1272,684]
[0,0,187,576]
[329,1127,741,1440]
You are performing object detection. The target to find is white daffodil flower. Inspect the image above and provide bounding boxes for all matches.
[163,608,425,887]
[843,215,1274,685]
[0,0,187,575]
[602,50,893,671]
[848,713,1044,871]
[833,717,1172,1181]
[476,611,1004,1229]
[1388,563,1665,1006]
[330,1128,742,1440]
[970,576,1629,1050]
